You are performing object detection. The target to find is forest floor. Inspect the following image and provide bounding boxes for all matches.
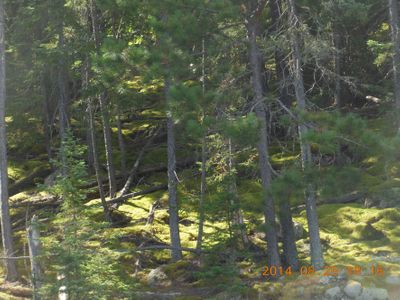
[0,112,399,299]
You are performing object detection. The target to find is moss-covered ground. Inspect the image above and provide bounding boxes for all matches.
[2,110,400,299]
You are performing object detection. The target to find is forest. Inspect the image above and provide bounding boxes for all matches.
[0,0,399,299]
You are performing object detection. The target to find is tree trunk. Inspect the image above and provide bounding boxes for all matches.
[116,113,127,179]
[389,0,400,109]
[196,136,207,252]
[89,0,117,198]
[196,38,207,252]
[245,2,281,269]
[88,100,111,222]
[27,215,42,299]
[269,0,291,108]
[278,200,299,270]
[333,25,343,109]
[228,139,249,248]
[99,93,117,198]
[165,78,183,262]
[287,0,324,270]
[57,11,69,175]
[0,0,18,281]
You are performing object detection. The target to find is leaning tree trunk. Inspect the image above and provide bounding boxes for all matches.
[389,0,400,110]
[88,98,111,222]
[89,0,117,198]
[287,0,324,270]
[0,0,18,281]
[99,94,117,197]
[165,78,183,262]
[245,3,281,269]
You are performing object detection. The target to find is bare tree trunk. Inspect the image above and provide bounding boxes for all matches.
[99,94,117,198]
[88,99,111,222]
[333,24,343,109]
[389,0,400,109]
[117,126,160,198]
[42,70,54,166]
[27,215,41,299]
[116,113,127,179]
[57,13,69,175]
[287,0,324,270]
[0,0,18,281]
[245,1,281,268]
[196,38,207,252]
[165,78,183,262]
[89,0,117,198]
[196,135,207,252]
[269,0,291,108]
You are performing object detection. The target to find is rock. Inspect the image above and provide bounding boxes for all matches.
[344,280,362,298]
[355,287,388,300]
[385,275,400,285]
[325,286,341,299]
[338,269,348,281]
[364,196,379,208]
[147,267,171,288]
[319,276,335,285]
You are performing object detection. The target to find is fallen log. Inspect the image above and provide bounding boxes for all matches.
[9,167,52,197]
[10,195,58,209]
[108,184,168,206]
[319,191,365,205]
[118,127,162,197]
[0,283,32,298]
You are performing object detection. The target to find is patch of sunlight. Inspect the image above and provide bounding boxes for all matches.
[363,156,378,164]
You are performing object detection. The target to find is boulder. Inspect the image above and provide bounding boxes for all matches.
[147,267,171,288]
[344,280,362,298]
[355,287,388,300]
[385,275,400,285]
[325,286,341,299]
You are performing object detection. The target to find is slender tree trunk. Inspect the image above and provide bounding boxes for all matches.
[287,0,324,270]
[165,78,183,262]
[269,0,291,108]
[57,14,69,175]
[116,113,127,179]
[333,25,343,109]
[228,139,249,248]
[88,98,111,222]
[389,0,400,109]
[99,94,117,198]
[89,0,117,197]
[245,4,281,268]
[196,38,207,252]
[0,0,18,281]
[278,199,299,270]
[42,71,53,165]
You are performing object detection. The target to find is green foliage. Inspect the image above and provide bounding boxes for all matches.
[41,133,132,299]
